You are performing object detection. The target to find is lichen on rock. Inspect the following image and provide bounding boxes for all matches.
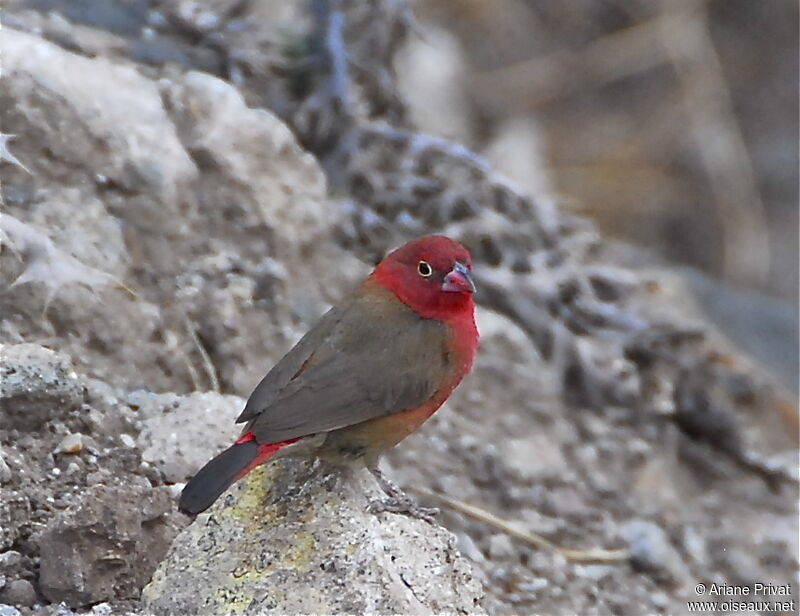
[142,459,485,616]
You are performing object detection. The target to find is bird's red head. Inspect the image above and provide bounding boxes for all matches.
[368,235,476,321]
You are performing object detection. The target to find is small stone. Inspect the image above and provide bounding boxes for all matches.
[455,532,485,562]
[0,551,22,568]
[119,434,136,448]
[0,579,36,607]
[0,604,21,616]
[167,483,185,499]
[0,456,10,485]
[682,525,707,564]
[54,433,83,455]
[90,602,112,615]
[517,578,548,593]
[652,592,670,608]
[574,564,615,581]
[51,604,74,616]
[620,519,684,584]
[488,534,516,560]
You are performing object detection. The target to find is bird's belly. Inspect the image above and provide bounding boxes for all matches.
[321,394,450,460]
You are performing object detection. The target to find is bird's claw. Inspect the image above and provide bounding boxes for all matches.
[367,463,438,523]
[367,497,439,523]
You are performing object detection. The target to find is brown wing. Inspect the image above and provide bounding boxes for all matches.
[236,301,351,424]
[242,288,453,444]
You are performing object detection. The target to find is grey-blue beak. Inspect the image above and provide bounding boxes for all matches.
[442,262,476,294]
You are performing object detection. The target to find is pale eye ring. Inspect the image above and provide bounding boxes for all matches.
[417,260,433,277]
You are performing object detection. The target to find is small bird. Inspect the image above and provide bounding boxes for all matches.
[179,235,478,519]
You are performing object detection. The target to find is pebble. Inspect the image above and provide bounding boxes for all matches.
[54,433,83,455]
[620,519,684,584]
[455,532,485,563]
[0,454,11,484]
[682,525,707,564]
[517,578,548,593]
[0,579,36,607]
[488,534,516,560]
[0,605,21,616]
[91,602,112,615]
[574,564,615,581]
[651,591,670,609]
[51,603,75,616]
[0,552,22,568]
[167,483,185,499]
[119,434,136,448]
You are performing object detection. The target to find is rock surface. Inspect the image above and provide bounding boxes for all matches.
[132,391,243,483]
[37,485,177,607]
[142,460,484,616]
[0,344,84,432]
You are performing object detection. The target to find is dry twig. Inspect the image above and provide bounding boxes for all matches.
[410,486,630,563]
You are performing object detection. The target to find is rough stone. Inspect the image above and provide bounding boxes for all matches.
[37,485,180,607]
[0,344,83,431]
[134,391,244,483]
[0,492,31,552]
[0,454,11,485]
[0,579,36,607]
[620,519,686,585]
[0,552,22,569]
[142,459,485,616]
[1,28,196,205]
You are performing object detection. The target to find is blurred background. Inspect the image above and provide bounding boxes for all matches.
[397,0,798,388]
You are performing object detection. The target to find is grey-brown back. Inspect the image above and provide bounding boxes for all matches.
[239,287,454,443]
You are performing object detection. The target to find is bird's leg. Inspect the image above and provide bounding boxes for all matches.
[366,464,439,523]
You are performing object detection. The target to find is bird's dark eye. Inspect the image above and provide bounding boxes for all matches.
[417,260,433,277]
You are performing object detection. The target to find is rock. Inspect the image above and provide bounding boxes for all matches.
[37,485,181,608]
[488,534,516,560]
[0,605,21,616]
[0,493,31,551]
[0,579,36,607]
[0,454,10,485]
[456,532,486,563]
[0,344,83,431]
[53,434,84,455]
[620,519,686,585]
[502,433,566,481]
[163,71,330,251]
[134,392,243,483]
[142,459,485,615]
[1,28,196,205]
[395,24,472,143]
[0,551,22,569]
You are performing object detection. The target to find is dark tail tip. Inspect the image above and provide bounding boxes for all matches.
[179,440,258,515]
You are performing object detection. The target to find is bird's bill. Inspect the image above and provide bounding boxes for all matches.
[442,262,476,294]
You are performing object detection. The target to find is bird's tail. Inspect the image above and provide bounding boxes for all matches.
[178,434,296,515]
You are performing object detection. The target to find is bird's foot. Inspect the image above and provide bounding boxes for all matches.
[367,496,439,523]
[366,463,439,523]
